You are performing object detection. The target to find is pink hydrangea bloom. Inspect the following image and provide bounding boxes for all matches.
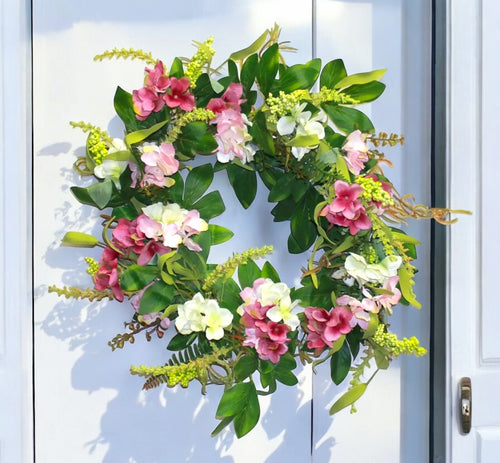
[373,276,402,312]
[207,83,245,116]
[140,143,179,188]
[343,130,369,175]
[132,87,165,121]
[145,61,170,92]
[319,180,372,235]
[336,293,378,330]
[304,306,353,352]
[164,77,195,111]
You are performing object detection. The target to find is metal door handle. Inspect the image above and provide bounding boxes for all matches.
[459,377,472,434]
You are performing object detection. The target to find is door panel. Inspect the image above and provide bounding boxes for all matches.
[448,1,500,461]
[33,1,431,462]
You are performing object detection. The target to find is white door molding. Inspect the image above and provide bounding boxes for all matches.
[0,0,33,461]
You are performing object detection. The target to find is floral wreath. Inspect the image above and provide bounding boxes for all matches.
[50,25,463,438]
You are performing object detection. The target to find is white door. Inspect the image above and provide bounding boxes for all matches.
[32,1,431,462]
[447,1,500,462]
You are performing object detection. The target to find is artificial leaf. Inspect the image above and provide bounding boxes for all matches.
[278,59,321,92]
[257,43,279,96]
[233,384,260,438]
[238,259,261,289]
[120,264,159,291]
[261,261,280,283]
[322,103,375,134]
[192,190,225,220]
[320,59,347,89]
[226,164,257,209]
[334,69,387,90]
[139,280,176,314]
[330,341,352,385]
[241,54,259,90]
[125,120,169,146]
[184,163,214,205]
[216,382,253,417]
[329,383,367,415]
[234,354,258,382]
[343,81,386,103]
[208,224,234,245]
[398,266,422,308]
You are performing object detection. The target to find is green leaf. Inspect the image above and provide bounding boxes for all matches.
[113,86,141,131]
[211,416,234,437]
[230,29,269,62]
[233,384,260,438]
[320,59,347,89]
[397,266,421,308]
[184,163,214,205]
[226,164,257,209]
[278,59,321,92]
[139,280,176,314]
[73,180,113,210]
[234,354,258,382]
[176,121,217,157]
[332,234,356,253]
[167,332,197,351]
[261,261,280,283]
[216,382,253,417]
[124,120,169,146]
[238,259,261,289]
[169,57,184,78]
[257,43,279,96]
[119,264,159,291]
[268,173,296,202]
[275,369,298,386]
[167,172,184,203]
[334,69,387,90]
[330,341,352,385]
[241,54,258,90]
[322,103,375,134]
[112,204,139,220]
[285,134,320,148]
[192,190,225,220]
[60,231,99,248]
[208,224,234,245]
[343,81,386,103]
[249,111,276,155]
[271,198,296,222]
[329,383,367,415]
[290,209,317,252]
[335,153,352,181]
[227,59,239,83]
[362,313,380,339]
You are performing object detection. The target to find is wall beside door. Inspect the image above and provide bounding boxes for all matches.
[32,1,432,462]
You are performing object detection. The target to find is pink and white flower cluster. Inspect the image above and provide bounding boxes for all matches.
[132,61,195,120]
[207,83,255,164]
[319,180,372,235]
[342,130,369,175]
[137,202,208,253]
[139,142,179,188]
[238,278,300,364]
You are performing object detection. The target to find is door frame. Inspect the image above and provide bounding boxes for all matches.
[1,0,474,461]
[0,0,34,461]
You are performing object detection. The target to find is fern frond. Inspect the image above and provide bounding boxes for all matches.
[48,285,115,301]
[93,48,157,66]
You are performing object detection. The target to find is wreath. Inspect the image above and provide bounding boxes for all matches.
[50,25,461,438]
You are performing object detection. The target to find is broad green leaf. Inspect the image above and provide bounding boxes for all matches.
[329,383,367,415]
[208,224,234,245]
[398,266,422,308]
[211,416,234,437]
[176,121,217,156]
[285,134,320,148]
[112,204,138,220]
[230,29,269,62]
[234,355,258,382]
[227,59,239,83]
[279,59,321,92]
[322,103,375,134]
[83,180,113,210]
[330,341,352,385]
[167,332,197,351]
[257,43,279,96]
[332,235,356,253]
[105,150,134,162]
[226,164,257,209]
[238,259,261,289]
[125,120,169,146]
[261,261,280,283]
[113,86,140,131]
[241,54,259,90]
[334,69,387,90]
[184,163,214,205]
[233,384,260,438]
[192,190,225,220]
[275,369,298,386]
[287,232,304,255]
[167,172,184,203]
[60,231,99,248]
[169,57,184,78]
[290,209,317,251]
[120,264,159,291]
[392,230,421,246]
[268,173,296,202]
[249,111,276,155]
[343,81,386,103]
[139,280,176,314]
[216,382,253,417]
[320,59,347,89]
[270,198,296,222]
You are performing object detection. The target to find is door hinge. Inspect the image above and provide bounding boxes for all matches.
[459,377,472,434]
